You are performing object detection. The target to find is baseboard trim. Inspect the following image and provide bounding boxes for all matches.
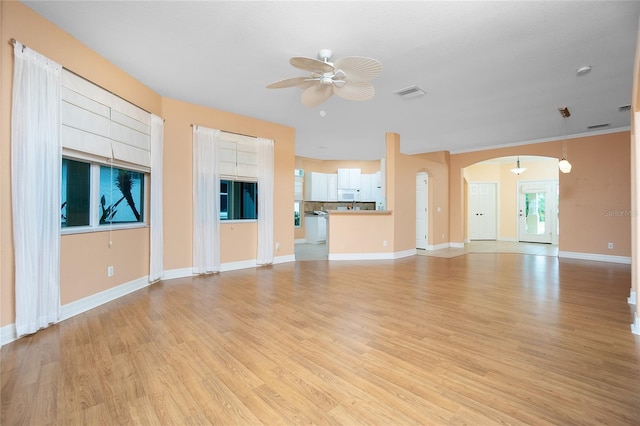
[1,324,16,347]
[427,242,451,251]
[1,275,153,347]
[60,276,151,322]
[328,249,416,261]
[274,254,296,264]
[450,242,465,249]
[163,267,194,280]
[629,289,637,305]
[558,251,631,264]
[632,315,640,335]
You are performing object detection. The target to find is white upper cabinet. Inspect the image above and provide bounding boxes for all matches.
[337,168,361,189]
[327,174,338,201]
[305,172,328,201]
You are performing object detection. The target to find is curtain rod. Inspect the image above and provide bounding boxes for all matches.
[190,124,256,139]
[9,38,26,52]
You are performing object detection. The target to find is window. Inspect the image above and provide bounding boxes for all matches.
[61,158,90,227]
[220,180,257,220]
[61,157,146,231]
[99,166,144,224]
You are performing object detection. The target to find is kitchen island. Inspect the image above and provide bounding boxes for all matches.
[326,210,396,260]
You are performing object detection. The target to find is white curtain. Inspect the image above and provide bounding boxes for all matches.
[11,42,62,337]
[149,114,164,282]
[193,126,221,273]
[257,138,275,265]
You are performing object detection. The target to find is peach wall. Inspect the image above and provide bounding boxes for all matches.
[450,133,631,256]
[328,214,393,254]
[296,157,382,174]
[60,228,149,304]
[1,2,161,327]
[386,133,450,251]
[161,97,296,270]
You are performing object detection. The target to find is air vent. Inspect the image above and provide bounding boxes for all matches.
[395,86,426,99]
[587,123,610,130]
[618,104,631,112]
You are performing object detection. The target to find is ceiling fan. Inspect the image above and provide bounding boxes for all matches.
[266,49,382,107]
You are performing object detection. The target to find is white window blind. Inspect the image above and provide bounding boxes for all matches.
[219,132,258,180]
[61,69,151,170]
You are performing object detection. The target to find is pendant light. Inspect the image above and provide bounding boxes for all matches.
[510,156,526,175]
[558,106,572,173]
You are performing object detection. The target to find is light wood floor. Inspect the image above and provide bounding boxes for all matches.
[2,254,638,424]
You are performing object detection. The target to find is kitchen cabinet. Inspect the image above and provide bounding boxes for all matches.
[327,174,338,201]
[305,215,327,243]
[305,172,328,201]
[337,168,361,189]
[358,173,380,201]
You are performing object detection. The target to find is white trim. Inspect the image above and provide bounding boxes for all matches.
[629,289,637,305]
[1,324,17,347]
[2,275,152,347]
[295,238,307,244]
[162,267,194,281]
[632,315,640,335]
[498,237,518,242]
[221,259,258,272]
[558,251,631,264]
[60,276,150,322]
[274,254,296,264]
[328,249,416,261]
[427,242,451,251]
[450,242,465,248]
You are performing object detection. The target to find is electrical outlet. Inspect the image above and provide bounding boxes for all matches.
[107,266,114,277]
[608,242,614,249]
[275,242,280,251]
[383,240,388,247]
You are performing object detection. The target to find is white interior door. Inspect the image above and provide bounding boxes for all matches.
[416,173,428,249]
[468,182,497,240]
[518,180,558,244]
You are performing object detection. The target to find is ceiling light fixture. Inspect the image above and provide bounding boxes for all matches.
[576,65,592,77]
[558,106,572,174]
[510,156,526,175]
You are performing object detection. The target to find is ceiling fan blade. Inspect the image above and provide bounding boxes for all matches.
[266,77,313,89]
[333,56,382,82]
[290,57,334,73]
[301,84,333,107]
[333,81,375,102]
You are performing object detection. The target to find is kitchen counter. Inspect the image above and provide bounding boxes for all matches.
[329,210,392,215]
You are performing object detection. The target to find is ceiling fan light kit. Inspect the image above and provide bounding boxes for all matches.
[266,49,382,107]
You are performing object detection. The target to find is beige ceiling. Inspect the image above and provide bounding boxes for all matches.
[22,1,640,160]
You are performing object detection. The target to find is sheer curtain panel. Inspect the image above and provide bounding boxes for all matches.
[149,114,164,281]
[11,42,62,337]
[257,138,275,265]
[193,126,221,273]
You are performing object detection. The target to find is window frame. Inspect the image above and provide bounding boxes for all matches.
[61,153,149,235]
[219,178,258,222]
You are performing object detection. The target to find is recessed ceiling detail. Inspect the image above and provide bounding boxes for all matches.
[587,123,611,130]
[576,65,592,77]
[395,86,426,100]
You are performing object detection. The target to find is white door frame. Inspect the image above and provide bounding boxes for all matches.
[416,172,428,249]
[517,180,559,244]
[468,182,498,240]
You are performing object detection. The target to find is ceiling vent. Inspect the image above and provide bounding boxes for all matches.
[395,85,426,99]
[587,123,610,130]
[618,104,631,112]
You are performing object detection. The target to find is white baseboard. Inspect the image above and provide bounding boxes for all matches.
[1,275,153,347]
[60,276,151,322]
[498,237,518,242]
[274,254,296,264]
[629,289,637,305]
[632,315,640,335]
[450,242,465,249]
[162,267,194,280]
[328,249,416,261]
[427,242,451,251]
[1,324,16,347]
[558,251,631,264]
